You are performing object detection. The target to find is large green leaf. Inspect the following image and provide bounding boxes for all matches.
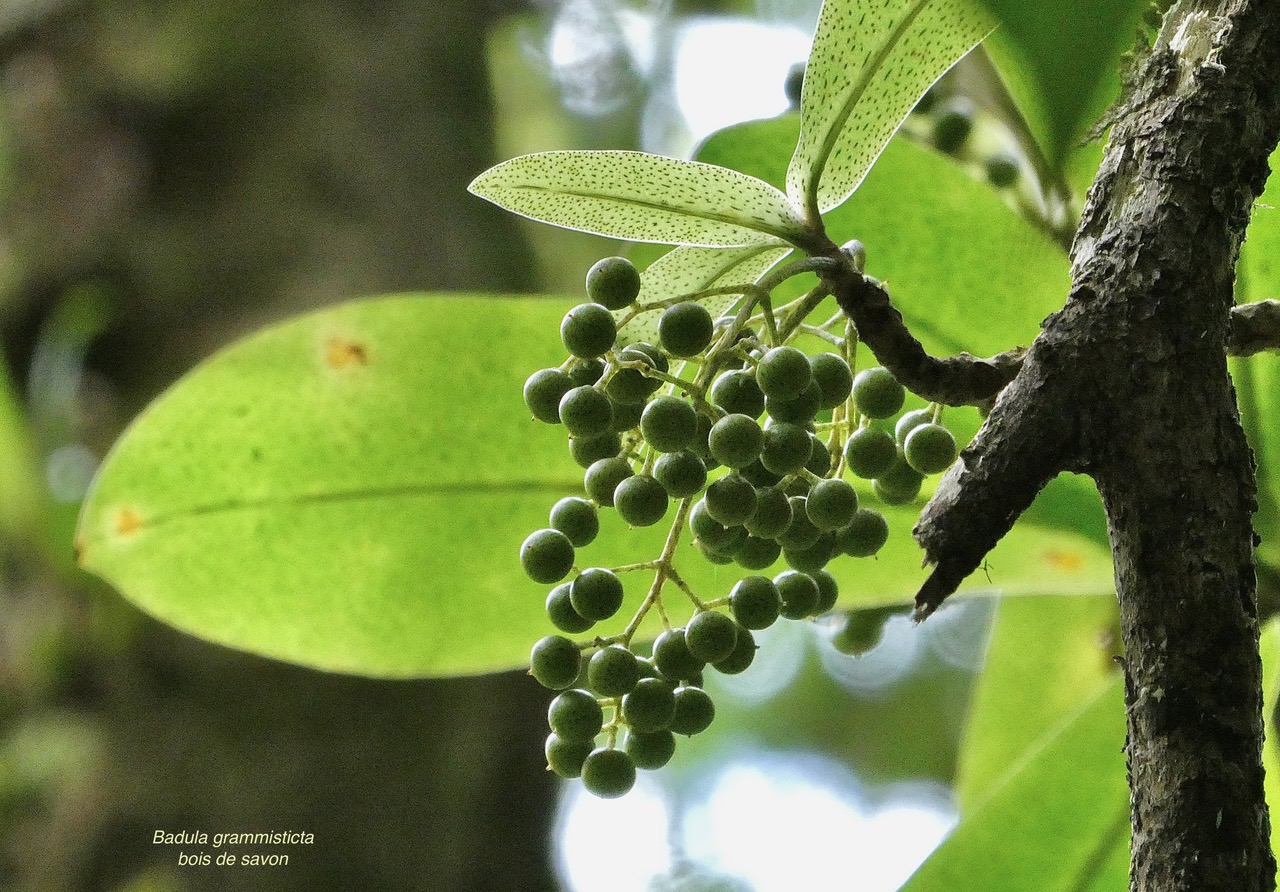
[904,676,1128,892]
[467,151,807,248]
[1261,621,1280,857]
[977,0,1149,170]
[788,0,993,219]
[700,115,1072,358]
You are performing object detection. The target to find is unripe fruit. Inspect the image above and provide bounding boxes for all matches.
[904,422,958,475]
[852,367,905,419]
[756,347,812,401]
[704,475,758,527]
[588,644,641,697]
[986,152,1020,189]
[730,576,782,630]
[777,497,821,550]
[607,342,668,404]
[584,456,634,506]
[625,729,676,770]
[874,456,924,505]
[521,528,575,584]
[745,486,793,540]
[586,256,641,310]
[844,426,898,479]
[670,686,715,735]
[568,358,605,388]
[690,498,747,554]
[932,98,974,154]
[610,398,645,433]
[614,474,670,527]
[760,422,812,476]
[653,450,708,498]
[711,370,765,418]
[559,385,613,438]
[784,61,805,109]
[531,635,583,689]
[582,748,637,798]
[784,533,835,575]
[641,396,698,453]
[546,733,594,778]
[708,414,764,469]
[524,368,573,424]
[837,508,890,557]
[570,568,625,621]
[550,497,599,547]
[659,302,714,357]
[548,689,604,741]
[806,434,832,477]
[776,570,820,620]
[735,535,782,571]
[653,627,706,681]
[806,478,859,531]
[765,380,822,424]
[569,431,622,468]
[895,408,934,445]
[547,583,594,633]
[713,626,756,675]
[685,610,739,663]
[622,678,677,732]
[812,569,840,614]
[811,353,854,409]
[561,303,617,359]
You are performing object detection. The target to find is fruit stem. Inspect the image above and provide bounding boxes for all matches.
[619,497,695,645]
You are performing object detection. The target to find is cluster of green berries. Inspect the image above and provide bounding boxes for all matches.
[518,252,962,798]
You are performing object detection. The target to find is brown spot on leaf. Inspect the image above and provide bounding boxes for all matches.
[114,508,143,537]
[1044,548,1085,572]
[325,338,369,370]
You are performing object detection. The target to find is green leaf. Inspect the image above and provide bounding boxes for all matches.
[1260,621,1280,857]
[904,675,1128,892]
[978,0,1149,170]
[617,244,792,347]
[700,116,1072,357]
[467,151,808,248]
[787,0,993,218]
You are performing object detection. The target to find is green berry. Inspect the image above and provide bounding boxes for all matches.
[806,479,859,531]
[641,396,698,453]
[986,152,1020,189]
[811,353,854,409]
[546,733,594,778]
[609,398,645,433]
[933,98,974,154]
[547,583,594,633]
[531,635,583,689]
[685,610,738,663]
[622,677,677,732]
[812,569,840,614]
[756,347,812,401]
[614,474,669,527]
[570,568,625,621]
[550,497,599,547]
[709,414,764,469]
[713,626,756,675]
[736,535,782,571]
[740,459,783,488]
[730,576,782,630]
[874,456,924,505]
[524,369,574,424]
[689,413,717,464]
[895,408,934,445]
[837,508,890,557]
[521,529,575,584]
[784,61,805,108]
[559,386,613,438]
[582,748,636,798]
[652,628,706,681]
[568,358,605,387]
[588,644,641,697]
[584,456,634,507]
[831,606,903,656]
[776,570,820,620]
[777,497,821,550]
[625,730,676,770]
[586,256,641,310]
[690,499,747,554]
[569,431,622,468]
[844,426,898,479]
[745,486,793,540]
[654,451,708,498]
[904,422,958,475]
[760,422,812,476]
[698,542,736,564]
[704,474,758,527]
[561,303,617,359]
[669,686,715,735]
[607,343,666,404]
[548,689,604,741]
[659,302,714,357]
[765,380,822,424]
[806,434,832,477]
[852,367,905,419]
[784,533,835,575]
[711,370,765,418]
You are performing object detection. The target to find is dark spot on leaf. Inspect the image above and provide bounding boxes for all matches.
[114,508,143,538]
[325,338,369,370]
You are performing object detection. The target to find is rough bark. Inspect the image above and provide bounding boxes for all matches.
[904,1,1280,889]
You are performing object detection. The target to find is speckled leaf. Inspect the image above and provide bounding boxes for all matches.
[618,244,792,347]
[468,151,808,248]
[788,0,993,218]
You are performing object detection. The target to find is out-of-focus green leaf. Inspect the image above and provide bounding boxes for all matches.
[977,0,1149,170]
[618,244,792,347]
[699,115,1071,358]
[467,151,807,248]
[0,357,48,550]
[903,675,1128,892]
[1260,621,1280,857]
[788,0,993,218]
[956,595,1121,810]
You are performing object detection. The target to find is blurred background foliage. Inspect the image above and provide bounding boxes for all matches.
[0,0,1257,890]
